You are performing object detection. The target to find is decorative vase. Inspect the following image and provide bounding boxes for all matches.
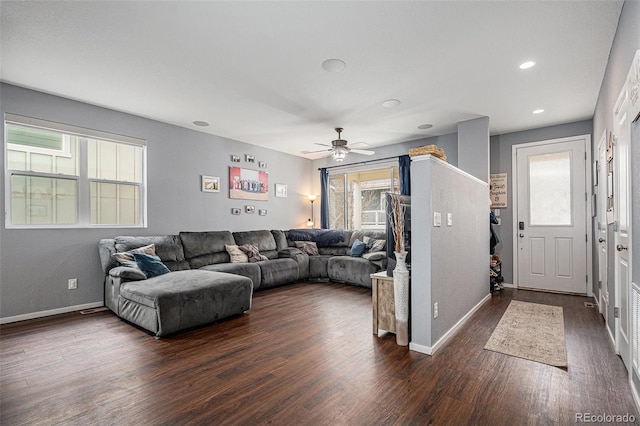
[393,251,409,346]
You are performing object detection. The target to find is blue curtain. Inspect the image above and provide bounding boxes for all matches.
[320,168,330,229]
[399,155,411,195]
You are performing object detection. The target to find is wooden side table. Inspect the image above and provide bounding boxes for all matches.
[371,271,395,336]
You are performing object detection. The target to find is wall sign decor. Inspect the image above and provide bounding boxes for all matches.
[258,209,267,216]
[229,167,269,201]
[201,175,220,193]
[490,173,507,208]
[245,205,255,214]
[245,154,255,163]
[231,208,241,215]
[274,183,287,198]
[231,155,241,163]
[258,161,267,169]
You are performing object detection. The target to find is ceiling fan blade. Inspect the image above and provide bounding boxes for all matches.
[350,149,375,156]
[301,148,332,154]
[314,142,331,147]
[350,142,369,148]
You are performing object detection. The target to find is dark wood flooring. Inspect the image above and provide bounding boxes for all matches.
[1,283,638,425]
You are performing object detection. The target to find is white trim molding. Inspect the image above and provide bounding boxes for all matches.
[0,302,104,324]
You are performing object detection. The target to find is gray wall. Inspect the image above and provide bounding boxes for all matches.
[458,116,490,183]
[489,120,594,285]
[410,156,488,351]
[0,83,312,320]
[591,0,639,390]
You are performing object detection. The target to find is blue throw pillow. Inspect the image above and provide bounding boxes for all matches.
[133,252,170,278]
[350,239,367,257]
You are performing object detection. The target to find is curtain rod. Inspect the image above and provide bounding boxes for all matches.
[317,155,403,171]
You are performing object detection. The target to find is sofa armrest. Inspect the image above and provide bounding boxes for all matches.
[109,266,147,281]
[278,248,305,257]
[277,248,310,280]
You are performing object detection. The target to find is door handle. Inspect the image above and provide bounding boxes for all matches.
[519,233,524,238]
[598,238,606,243]
[616,244,628,251]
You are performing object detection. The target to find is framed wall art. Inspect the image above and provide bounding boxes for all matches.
[229,167,269,201]
[201,175,220,193]
[275,183,287,198]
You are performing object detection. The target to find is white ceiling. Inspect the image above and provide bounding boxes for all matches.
[0,1,623,159]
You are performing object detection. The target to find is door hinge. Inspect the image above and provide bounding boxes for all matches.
[586,274,588,283]
[585,152,587,160]
[586,234,588,242]
[598,280,601,289]
[614,307,619,318]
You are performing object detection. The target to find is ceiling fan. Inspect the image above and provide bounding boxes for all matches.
[301,128,375,161]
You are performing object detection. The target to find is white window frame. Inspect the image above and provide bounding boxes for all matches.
[327,160,399,230]
[4,113,147,229]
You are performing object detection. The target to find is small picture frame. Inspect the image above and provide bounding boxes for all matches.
[275,183,287,198]
[258,209,267,216]
[231,208,241,215]
[245,205,255,214]
[258,161,267,169]
[245,154,255,163]
[231,155,241,163]
[201,175,220,193]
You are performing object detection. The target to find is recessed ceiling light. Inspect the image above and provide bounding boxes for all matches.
[417,123,433,130]
[193,121,209,127]
[533,109,545,114]
[519,61,536,70]
[382,99,401,108]
[322,59,346,72]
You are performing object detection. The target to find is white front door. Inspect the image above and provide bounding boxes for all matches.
[613,81,632,371]
[515,137,588,294]
[596,132,609,323]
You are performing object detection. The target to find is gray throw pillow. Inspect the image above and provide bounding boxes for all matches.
[239,244,268,262]
[295,241,319,256]
[363,236,385,252]
[362,251,386,261]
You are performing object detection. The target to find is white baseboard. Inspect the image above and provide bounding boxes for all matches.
[0,302,104,324]
[631,375,640,416]
[501,282,514,288]
[410,293,492,356]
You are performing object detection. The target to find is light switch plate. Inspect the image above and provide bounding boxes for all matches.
[433,212,441,227]
[447,213,453,227]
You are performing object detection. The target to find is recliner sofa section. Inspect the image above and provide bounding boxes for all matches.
[99,229,387,337]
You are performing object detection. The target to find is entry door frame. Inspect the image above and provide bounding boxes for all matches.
[512,135,593,296]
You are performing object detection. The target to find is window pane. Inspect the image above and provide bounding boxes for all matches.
[7,127,77,175]
[91,182,140,225]
[329,175,346,229]
[347,168,397,230]
[88,139,142,182]
[10,175,77,225]
[7,125,63,151]
[529,151,572,226]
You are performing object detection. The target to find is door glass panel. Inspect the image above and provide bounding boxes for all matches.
[529,151,572,226]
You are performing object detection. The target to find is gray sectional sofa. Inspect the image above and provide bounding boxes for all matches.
[99,229,386,337]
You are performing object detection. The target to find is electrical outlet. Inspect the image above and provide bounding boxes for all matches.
[68,278,77,290]
[433,302,438,318]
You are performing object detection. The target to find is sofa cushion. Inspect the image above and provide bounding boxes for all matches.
[257,258,299,288]
[239,244,269,262]
[350,239,367,257]
[225,245,248,263]
[318,246,350,256]
[119,270,253,337]
[349,230,386,247]
[133,253,171,278]
[112,243,156,270]
[179,231,234,268]
[363,236,386,252]
[233,230,279,260]
[362,251,387,261]
[271,230,289,251]
[115,236,189,271]
[309,255,332,279]
[328,256,382,287]
[295,241,319,256]
[199,262,262,289]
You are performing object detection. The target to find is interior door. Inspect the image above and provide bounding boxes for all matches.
[597,132,608,322]
[515,137,588,294]
[613,83,631,371]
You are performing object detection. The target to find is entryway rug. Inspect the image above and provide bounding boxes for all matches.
[484,300,567,367]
